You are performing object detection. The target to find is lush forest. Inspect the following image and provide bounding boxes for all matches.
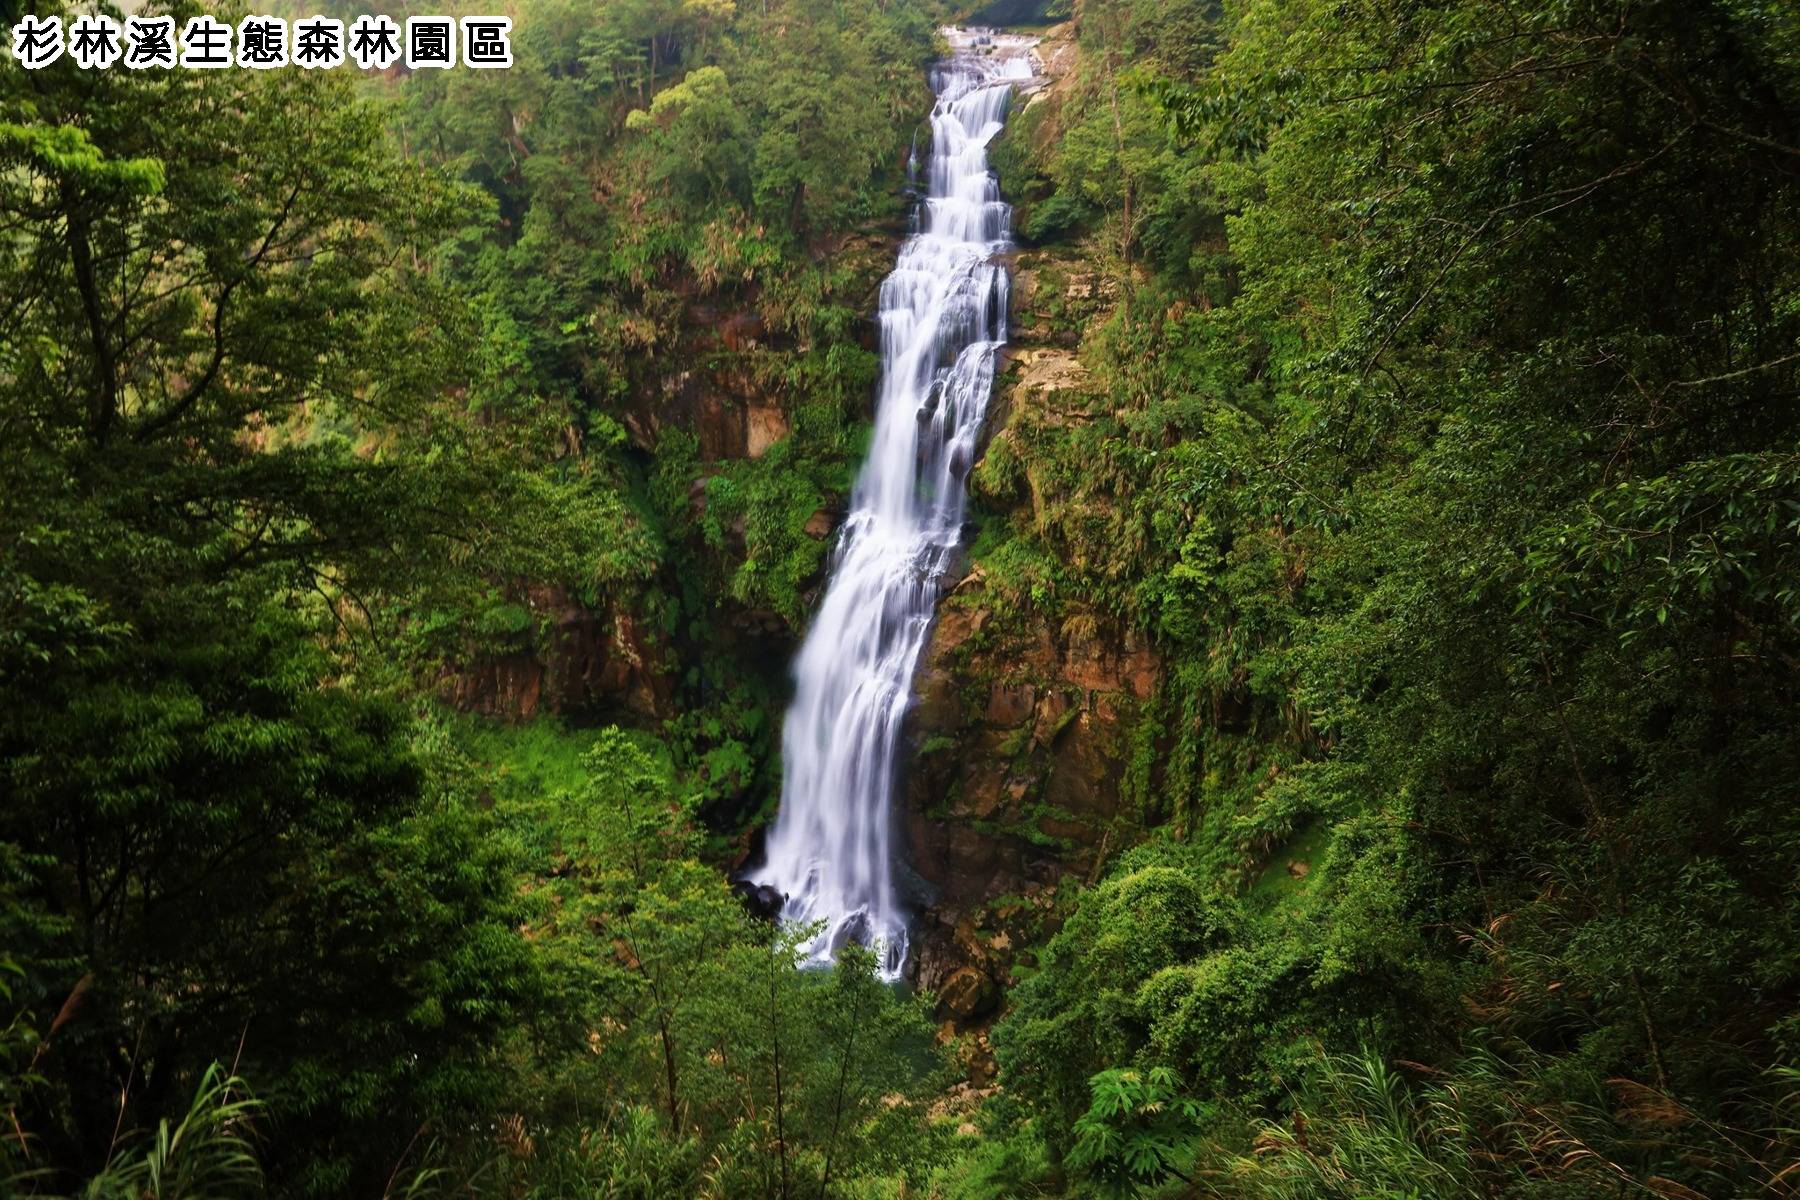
[3,0,1798,1195]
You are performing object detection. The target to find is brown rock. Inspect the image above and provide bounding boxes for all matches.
[957,773,1007,822]
[694,393,744,461]
[720,310,764,351]
[1033,689,1073,748]
[1013,348,1088,395]
[964,1034,998,1087]
[746,403,788,457]
[952,917,992,964]
[947,824,999,876]
[928,603,984,659]
[984,681,1036,726]
[1124,646,1160,699]
[1038,813,1091,843]
[936,966,997,1021]
[913,665,967,735]
[903,561,1168,998]
[442,592,673,721]
[1010,266,1038,311]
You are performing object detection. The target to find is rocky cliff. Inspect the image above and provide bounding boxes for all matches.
[442,227,903,723]
[900,24,1167,1038]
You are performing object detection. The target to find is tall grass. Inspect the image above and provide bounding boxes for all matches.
[78,1063,262,1200]
[1221,1049,1800,1200]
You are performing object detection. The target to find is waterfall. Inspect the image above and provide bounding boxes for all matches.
[749,34,1036,980]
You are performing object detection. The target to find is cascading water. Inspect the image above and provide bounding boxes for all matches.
[749,33,1036,980]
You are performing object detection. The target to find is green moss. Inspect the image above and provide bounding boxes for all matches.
[1247,822,1327,906]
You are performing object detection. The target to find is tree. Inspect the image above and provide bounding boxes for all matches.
[0,16,573,1193]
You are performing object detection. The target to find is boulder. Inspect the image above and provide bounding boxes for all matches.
[935,966,997,1022]
[731,880,785,923]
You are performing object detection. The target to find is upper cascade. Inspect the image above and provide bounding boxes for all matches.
[748,31,1037,980]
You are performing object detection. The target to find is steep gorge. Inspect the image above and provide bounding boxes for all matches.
[439,22,1143,1031]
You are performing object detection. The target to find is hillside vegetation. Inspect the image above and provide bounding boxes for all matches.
[3,0,1798,1196]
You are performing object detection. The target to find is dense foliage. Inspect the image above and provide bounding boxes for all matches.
[4,0,1798,1194]
[384,0,939,820]
[960,0,1800,1193]
[1,0,944,1193]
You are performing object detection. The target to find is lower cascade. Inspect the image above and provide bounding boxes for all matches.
[749,33,1036,980]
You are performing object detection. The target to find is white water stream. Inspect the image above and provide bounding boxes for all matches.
[748,33,1036,979]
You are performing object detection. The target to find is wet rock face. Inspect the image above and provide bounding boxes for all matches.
[615,225,899,465]
[732,879,786,923]
[906,595,1157,907]
[719,310,765,351]
[910,910,1000,1025]
[746,403,789,458]
[902,575,1160,1030]
[907,878,1067,1045]
[630,361,791,463]
[984,681,1036,726]
[904,306,1161,926]
[442,589,673,721]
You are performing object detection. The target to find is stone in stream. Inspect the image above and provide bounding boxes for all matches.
[731,879,786,924]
